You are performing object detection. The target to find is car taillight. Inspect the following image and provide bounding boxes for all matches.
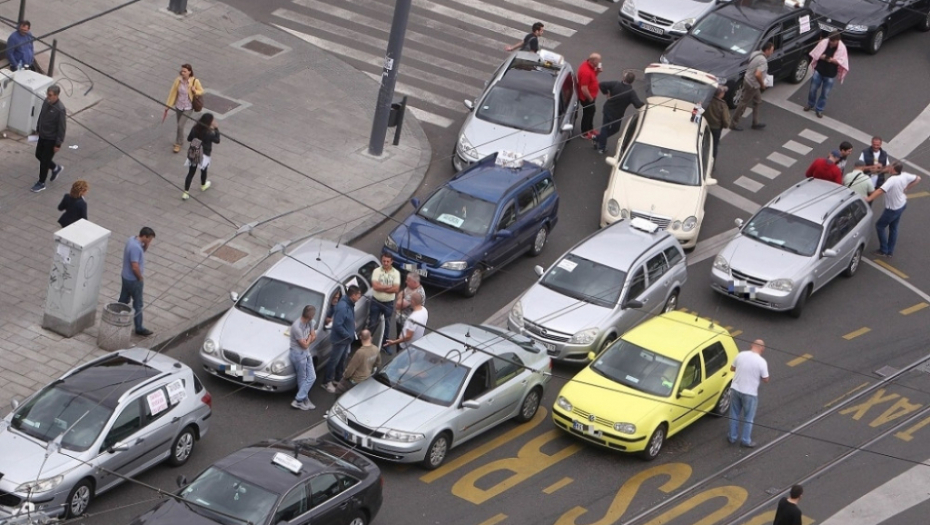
[202,391,213,409]
[548,359,553,371]
[379,475,384,488]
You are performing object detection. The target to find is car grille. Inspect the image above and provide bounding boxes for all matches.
[222,349,263,368]
[571,407,615,428]
[638,11,673,26]
[400,248,439,267]
[524,321,571,343]
[730,269,768,288]
[0,492,23,508]
[818,22,841,32]
[346,418,385,439]
[631,210,671,230]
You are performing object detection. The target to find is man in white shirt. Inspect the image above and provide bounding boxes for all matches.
[369,252,401,349]
[385,292,427,352]
[867,162,921,257]
[728,339,769,448]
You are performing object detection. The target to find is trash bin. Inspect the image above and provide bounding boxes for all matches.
[388,97,405,127]
[98,302,134,351]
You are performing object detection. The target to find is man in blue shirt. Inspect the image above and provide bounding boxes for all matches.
[119,227,156,336]
[6,21,36,72]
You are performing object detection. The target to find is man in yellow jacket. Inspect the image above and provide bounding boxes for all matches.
[165,63,204,153]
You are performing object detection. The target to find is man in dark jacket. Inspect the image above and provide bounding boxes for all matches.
[321,285,361,393]
[594,71,643,154]
[704,86,730,159]
[31,85,66,193]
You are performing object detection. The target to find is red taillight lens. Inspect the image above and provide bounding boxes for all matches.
[201,392,213,409]
[379,475,384,487]
[548,358,553,371]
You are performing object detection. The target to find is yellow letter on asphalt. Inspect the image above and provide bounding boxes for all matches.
[869,397,923,428]
[895,414,930,442]
[839,389,899,420]
[641,486,748,525]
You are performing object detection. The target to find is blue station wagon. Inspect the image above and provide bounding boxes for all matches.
[384,153,559,297]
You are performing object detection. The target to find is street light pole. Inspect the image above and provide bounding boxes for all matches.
[368,0,412,156]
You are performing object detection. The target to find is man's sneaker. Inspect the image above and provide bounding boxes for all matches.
[301,399,316,410]
[290,399,303,409]
[182,191,190,200]
[51,165,63,182]
[596,148,606,155]
[30,182,46,193]
[201,181,211,192]
[730,126,743,132]
[324,382,337,394]
[751,123,766,130]
[803,106,812,112]
[816,111,823,118]
[135,328,154,336]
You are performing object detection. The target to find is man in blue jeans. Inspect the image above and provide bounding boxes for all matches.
[867,162,921,257]
[289,305,317,410]
[804,31,848,119]
[728,339,769,448]
[321,286,361,393]
[118,227,156,336]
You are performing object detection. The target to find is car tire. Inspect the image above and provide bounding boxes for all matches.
[790,56,810,84]
[65,479,94,519]
[843,246,863,278]
[663,289,680,313]
[917,11,930,31]
[594,334,616,361]
[515,387,542,423]
[727,80,744,109]
[461,267,483,297]
[712,383,732,417]
[529,226,548,257]
[867,28,884,54]
[421,432,451,470]
[347,510,369,525]
[168,425,197,467]
[789,285,812,319]
[641,424,667,461]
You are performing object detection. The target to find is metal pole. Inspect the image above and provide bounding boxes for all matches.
[47,39,56,77]
[17,0,25,24]
[392,95,407,146]
[368,0,412,156]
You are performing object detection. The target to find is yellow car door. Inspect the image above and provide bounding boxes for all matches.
[669,353,704,435]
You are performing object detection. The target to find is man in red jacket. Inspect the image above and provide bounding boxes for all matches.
[805,150,843,185]
[576,53,601,140]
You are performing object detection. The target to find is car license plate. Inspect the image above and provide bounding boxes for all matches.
[344,431,372,449]
[403,263,428,278]
[222,364,255,382]
[639,21,664,35]
[543,341,557,352]
[572,420,587,432]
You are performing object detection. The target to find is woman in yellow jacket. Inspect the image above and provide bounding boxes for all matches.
[165,63,204,153]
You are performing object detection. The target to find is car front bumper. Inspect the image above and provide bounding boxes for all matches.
[199,352,296,392]
[507,319,597,363]
[551,405,647,452]
[0,483,69,520]
[326,416,427,463]
[384,248,470,291]
[618,13,685,43]
[709,267,796,311]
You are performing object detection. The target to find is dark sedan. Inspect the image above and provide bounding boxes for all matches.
[811,0,930,54]
[128,440,382,525]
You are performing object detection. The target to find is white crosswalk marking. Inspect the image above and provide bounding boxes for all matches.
[497,0,595,25]
[443,0,577,36]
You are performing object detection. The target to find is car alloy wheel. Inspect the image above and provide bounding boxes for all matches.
[868,29,884,54]
[713,383,732,416]
[728,81,744,109]
[789,285,812,319]
[347,511,368,525]
[844,246,863,277]
[663,289,679,313]
[463,268,483,297]
[791,57,810,84]
[516,388,541,423]
[169,426,196,466]
[422,433,450,470]
[919,12,930,31]
[642,425,666,461]
[66,480,93,518]
[530,227,548,257]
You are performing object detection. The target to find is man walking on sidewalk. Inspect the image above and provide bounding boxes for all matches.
[119,227,156,336]
[576,53,602,140]
[805,31,848,118]
[31,85,66,193]
[289,305,317,410]
[867,162,921,257]
[728,339,769,448]
[594,71,643,154]
[772,485,804,525]
[730,42,774,132]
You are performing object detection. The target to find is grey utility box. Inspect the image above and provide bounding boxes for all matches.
[42,219,112,337]
[8,69,54,136]
[0,69,14,132]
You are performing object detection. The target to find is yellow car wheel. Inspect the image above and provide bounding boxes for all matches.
[641,424,666,461]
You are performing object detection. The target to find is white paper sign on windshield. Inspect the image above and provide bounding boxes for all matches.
[436,214,465,228]
[147,390,169,415]
[557,259,578,272]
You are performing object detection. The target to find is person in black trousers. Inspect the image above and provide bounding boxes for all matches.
[57,180,89,228]
[594,71,644,154]
[182,113,220,200]
[31,85,67,193]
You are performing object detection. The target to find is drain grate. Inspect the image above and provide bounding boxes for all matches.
[202,93,241,115]
[211,245,248,264]
[243,39,285,57]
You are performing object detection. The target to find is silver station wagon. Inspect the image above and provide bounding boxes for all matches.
[711,178,872,317]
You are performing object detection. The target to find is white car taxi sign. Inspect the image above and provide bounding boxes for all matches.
[272,452,303,475]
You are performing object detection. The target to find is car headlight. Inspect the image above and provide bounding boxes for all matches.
[713,255,730,273]
[670,18,695,32]
[613,422,636,434]
[846,24,869,32]
[510,300,524,329]
[682,216,697,232]
[458,134,479,160]
[270,359,287,374]
[16,476,63,494]
[766,279,794,292]
[441,261,468,271]
[384,429,425,442]
[620,208,630,219]
[671,220,681,231]
[570,328,599,345]
[659,55,669,65]
[525,153,550,167]
[607,199,620,217]
[330,403,348,423]
[384,235,398,251]
[556,396,573,412]
[202,338,217,355]
[621,0,636,16]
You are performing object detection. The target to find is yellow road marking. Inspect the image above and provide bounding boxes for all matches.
[873,259,908,279]
[900,302,929,315]
[824,382,870,408]
[787,353,813,367]
[743,510,816,525]
[543,477,574,494]
[843,327,871,340]
[478,513,508,525]
[908,191,930,199]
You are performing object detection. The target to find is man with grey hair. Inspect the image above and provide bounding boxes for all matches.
[395,272,426,352]
[31,85,66,193]
[704,86,730,159]
[385,291,428,352]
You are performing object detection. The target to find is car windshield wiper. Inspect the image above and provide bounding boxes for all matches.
[237,304,281,322]
[374,371,392,387]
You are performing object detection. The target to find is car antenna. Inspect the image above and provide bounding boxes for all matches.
[294,442,300,458]
[335,222,349,249]
[316,238,323,261]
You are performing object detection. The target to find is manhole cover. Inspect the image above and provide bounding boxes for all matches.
[875,365,898,377]
[212,245,248,264]
[203,93,241,115]
[242,39,285,57]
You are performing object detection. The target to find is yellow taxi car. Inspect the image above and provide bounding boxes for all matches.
[552,310,737,460]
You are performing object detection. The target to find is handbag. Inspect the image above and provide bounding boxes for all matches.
[191,78,204,112]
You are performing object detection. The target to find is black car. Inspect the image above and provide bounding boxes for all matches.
[811,0,930,54]
[129,439,383,525]
[661,0,822,108]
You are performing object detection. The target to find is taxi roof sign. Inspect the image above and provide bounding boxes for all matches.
[537,50,564,68]
[630,217,660,233]
[272,452,303,475]
[495,150,524,168]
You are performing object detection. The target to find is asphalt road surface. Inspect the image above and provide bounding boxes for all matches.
[73,0,930,524]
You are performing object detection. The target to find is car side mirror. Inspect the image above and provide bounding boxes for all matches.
[822,249,838,258]
[464,99,474,110]
[108,441,130,453]
[623,299,644,310]
[534,265,544,277]
[587,351,597,362]
[229,291,239,302]
[685,23,693,30]
[462,400,481,410]
[605,157,618,167]
[561,123,573,132]
[706,177,718,187]
[176,475,188,488]
[734,218,744,228]
[10,399,18,410]
[411,197,421,209]
[495,229,514,239]
[679,389,697,399]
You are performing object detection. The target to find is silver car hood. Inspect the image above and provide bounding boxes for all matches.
[462,114,556,164]
[338,379,448,432]
[520,283,613,335]
[0,428,78,484]
[636,0,714,23]
[214,308,289,363]
[722,236,812,281]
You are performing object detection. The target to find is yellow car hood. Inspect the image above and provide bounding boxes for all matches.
[559,367,667,425]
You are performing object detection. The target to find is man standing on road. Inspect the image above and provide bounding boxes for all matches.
[867,162,921,258]
[322,285,361,393]
[728,339,769,448]
[119,227,156,337]
[858,136,893,188]
[836,141,854,172]
[805,31,848,118]
[772,485,804,525]
[506,22,544,52]
[804,150,843,184]
[369,252,401,350]
[594,71,643,154]
[576,53,602,140]
[385,292,427,352]
[843,160,875,199]
[30,85,66,193]
[6,20,37,72]
[289,305,317,411]
[336,329,382,394]
[730,42,774,132]
[704,86,730,159]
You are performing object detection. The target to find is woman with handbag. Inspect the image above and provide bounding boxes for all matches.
[182,113,220,200]
[165,63,204,154]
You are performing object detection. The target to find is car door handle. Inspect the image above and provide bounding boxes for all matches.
[521,380,527,385]
[853,232,859,237]
[487,398,494,403]
[698,390,704,394]
[135,437,145,444]
[172,417,181,424]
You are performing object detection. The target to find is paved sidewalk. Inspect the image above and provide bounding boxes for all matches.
[0,0,430,408]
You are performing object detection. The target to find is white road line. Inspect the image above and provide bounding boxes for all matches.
[709,184,762,214]
[733,175,765,192]
[863,259,930,303]
[798,128,828,143]
[751,163,781,179]
[888,103,930,159]
[767,92,874,146]
[357,71,465,112]
[820,458,930,525]
[496,0,594,25]
[411,0,546,42]
[278,5,489,80]
[545,0,609,13]
[783,139,813,155]
[767,151,797,167]
[408,106,455,128]
[444,0,576,37]
[361,71,460,126]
